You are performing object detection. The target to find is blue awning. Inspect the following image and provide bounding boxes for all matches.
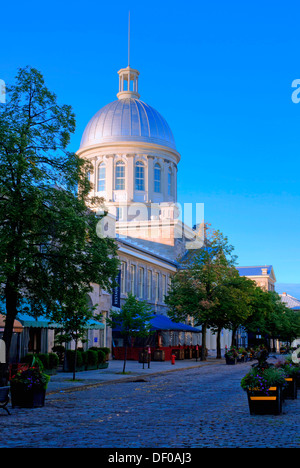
[150,315,200,332]
[113,314,200,333]
[16,313,105,330]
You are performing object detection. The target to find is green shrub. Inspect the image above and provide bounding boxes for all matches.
[48,352,59,369]
[36,353,49,369]
[86,349,98,367]
[97,349,106,364]
[100,347,110,360]
[66,350,83,371]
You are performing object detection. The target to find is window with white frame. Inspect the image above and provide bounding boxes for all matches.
[138,267,144,298]
[97,163,106,192]
[121,261,127,294]
[115,161,125,190]
[135,161,145,191]
[162,274,167,303]
[147,270,152,300]
[154,272,159,302]
[154,163,161,193]
[130,264,136,295]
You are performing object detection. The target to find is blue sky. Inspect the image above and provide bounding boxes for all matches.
[1,0,300,294]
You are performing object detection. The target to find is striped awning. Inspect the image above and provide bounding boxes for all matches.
[0,314,24,333]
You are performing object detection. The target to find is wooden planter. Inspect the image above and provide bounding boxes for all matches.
[153,350,165,361]
[172,349,185,360]
[11,385,46,408]
[283,377,297,400]
[98,362,109,369]
[184,348,193,359]
[247,386,282,415]
[225,356,237,365]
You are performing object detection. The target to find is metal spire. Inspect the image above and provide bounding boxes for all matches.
[128,11,130,67]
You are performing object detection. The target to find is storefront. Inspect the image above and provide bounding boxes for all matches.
[112,314,201,361]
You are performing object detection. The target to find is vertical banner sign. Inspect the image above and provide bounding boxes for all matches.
[112,270,121,308]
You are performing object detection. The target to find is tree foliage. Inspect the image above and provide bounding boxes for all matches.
[0,67,119,384]
[166,224,238,360]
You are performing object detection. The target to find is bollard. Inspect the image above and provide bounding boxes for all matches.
[171,354,175,365]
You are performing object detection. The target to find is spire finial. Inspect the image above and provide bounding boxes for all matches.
[128,11,130,67]
[117,12,140,100]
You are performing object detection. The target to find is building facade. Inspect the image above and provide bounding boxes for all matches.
[76,62,235,356]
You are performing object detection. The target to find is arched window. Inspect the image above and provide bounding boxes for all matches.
[154,163,161,193]
[115,161,125,190]
[97,163,106,192]
[135,161,145,191]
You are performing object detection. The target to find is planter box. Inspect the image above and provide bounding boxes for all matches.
[225,356,237,365]
[85,365,98,371]
[184,348,193,359]
[11,386,46,408]
[153,350,165,361]
[172,349,184,360]
[98,362,109,369]
[283,378,297,400]
[138,351,149,363]
[247,386,282,415]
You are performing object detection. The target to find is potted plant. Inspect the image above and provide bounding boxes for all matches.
[10,362,50,408]
[241,359,286,415]
[275,357,299,400]
[225,346,238,364]
[241,366,286,415]
[237,347,247,362]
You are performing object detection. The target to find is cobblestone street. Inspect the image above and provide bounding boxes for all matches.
[0,361,299,449]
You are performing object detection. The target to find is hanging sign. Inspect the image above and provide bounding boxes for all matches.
[112,270,121,308]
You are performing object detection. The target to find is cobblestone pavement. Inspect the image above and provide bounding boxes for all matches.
[0,361,299,448]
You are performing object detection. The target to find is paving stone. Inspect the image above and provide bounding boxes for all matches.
[0,361,299,448]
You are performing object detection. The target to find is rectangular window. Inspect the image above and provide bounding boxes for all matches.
[130,264,136,295]
[154,272,159,302]
[138,267,144,298]
[162,274,167,303]
[147,270,152,301]
[121,261,127,294]
[115,162,125,190]
[154,164,161,193]
[97,164,106,192]
[116,207,123,221]
[135,162,145,191]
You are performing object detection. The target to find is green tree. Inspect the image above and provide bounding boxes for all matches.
[0,66,119,385]
[166,224,237,361]
[51,294,97,381]
[106,293,153,373]
[210,274,257,357]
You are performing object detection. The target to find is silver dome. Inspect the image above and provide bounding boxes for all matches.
[80,98,176,150]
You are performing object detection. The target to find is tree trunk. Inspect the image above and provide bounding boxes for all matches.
[201,323,207,361]
[123,341,128,373]
[73,339,78,381]
[216,326,222,359]
[0,282,18,386]
[231,326,237,347]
